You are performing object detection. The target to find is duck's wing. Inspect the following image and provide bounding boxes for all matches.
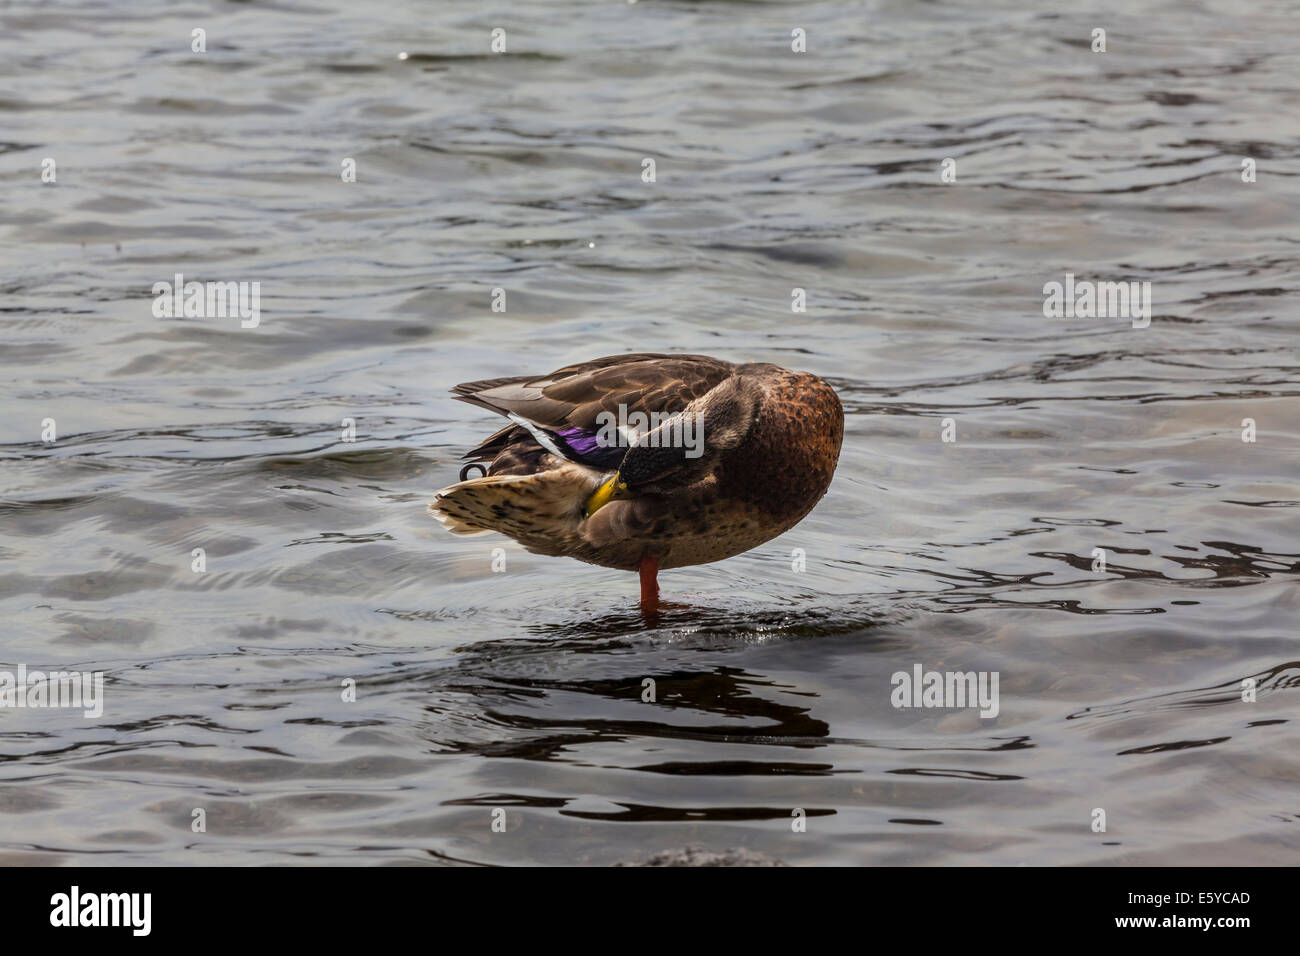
[453,353,734,469]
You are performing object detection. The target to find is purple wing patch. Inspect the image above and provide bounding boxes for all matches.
[554,426,625,469]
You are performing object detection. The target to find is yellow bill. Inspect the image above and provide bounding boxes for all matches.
[584,475,627,517]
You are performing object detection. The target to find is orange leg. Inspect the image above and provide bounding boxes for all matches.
[639,553,660,610]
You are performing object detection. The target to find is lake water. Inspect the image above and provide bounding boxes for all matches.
[1,0,1297,866]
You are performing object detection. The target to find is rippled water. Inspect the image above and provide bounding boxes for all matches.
[2,0,1298,866]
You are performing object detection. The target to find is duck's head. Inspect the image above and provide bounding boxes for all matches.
[583,375,761,517]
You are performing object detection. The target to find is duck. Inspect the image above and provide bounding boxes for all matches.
[429,352,844,609]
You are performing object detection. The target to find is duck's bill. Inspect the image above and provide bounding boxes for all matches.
[584,475,629,517]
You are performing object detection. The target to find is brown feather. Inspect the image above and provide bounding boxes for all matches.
[432,354,845,572]
[452,353,735,434]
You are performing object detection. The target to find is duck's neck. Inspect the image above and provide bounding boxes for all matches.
[715,372,843,522]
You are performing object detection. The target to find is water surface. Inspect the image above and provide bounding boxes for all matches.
[1,0,1298,865]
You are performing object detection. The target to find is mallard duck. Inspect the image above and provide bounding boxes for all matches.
[430,353,843,607]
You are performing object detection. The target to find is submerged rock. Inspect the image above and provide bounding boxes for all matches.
[616,846,787,867]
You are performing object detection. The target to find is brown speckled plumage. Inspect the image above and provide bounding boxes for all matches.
[430,353,843,573]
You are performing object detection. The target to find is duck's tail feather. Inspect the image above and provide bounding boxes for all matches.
[429,466,602,552]
[427,495,495,536]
